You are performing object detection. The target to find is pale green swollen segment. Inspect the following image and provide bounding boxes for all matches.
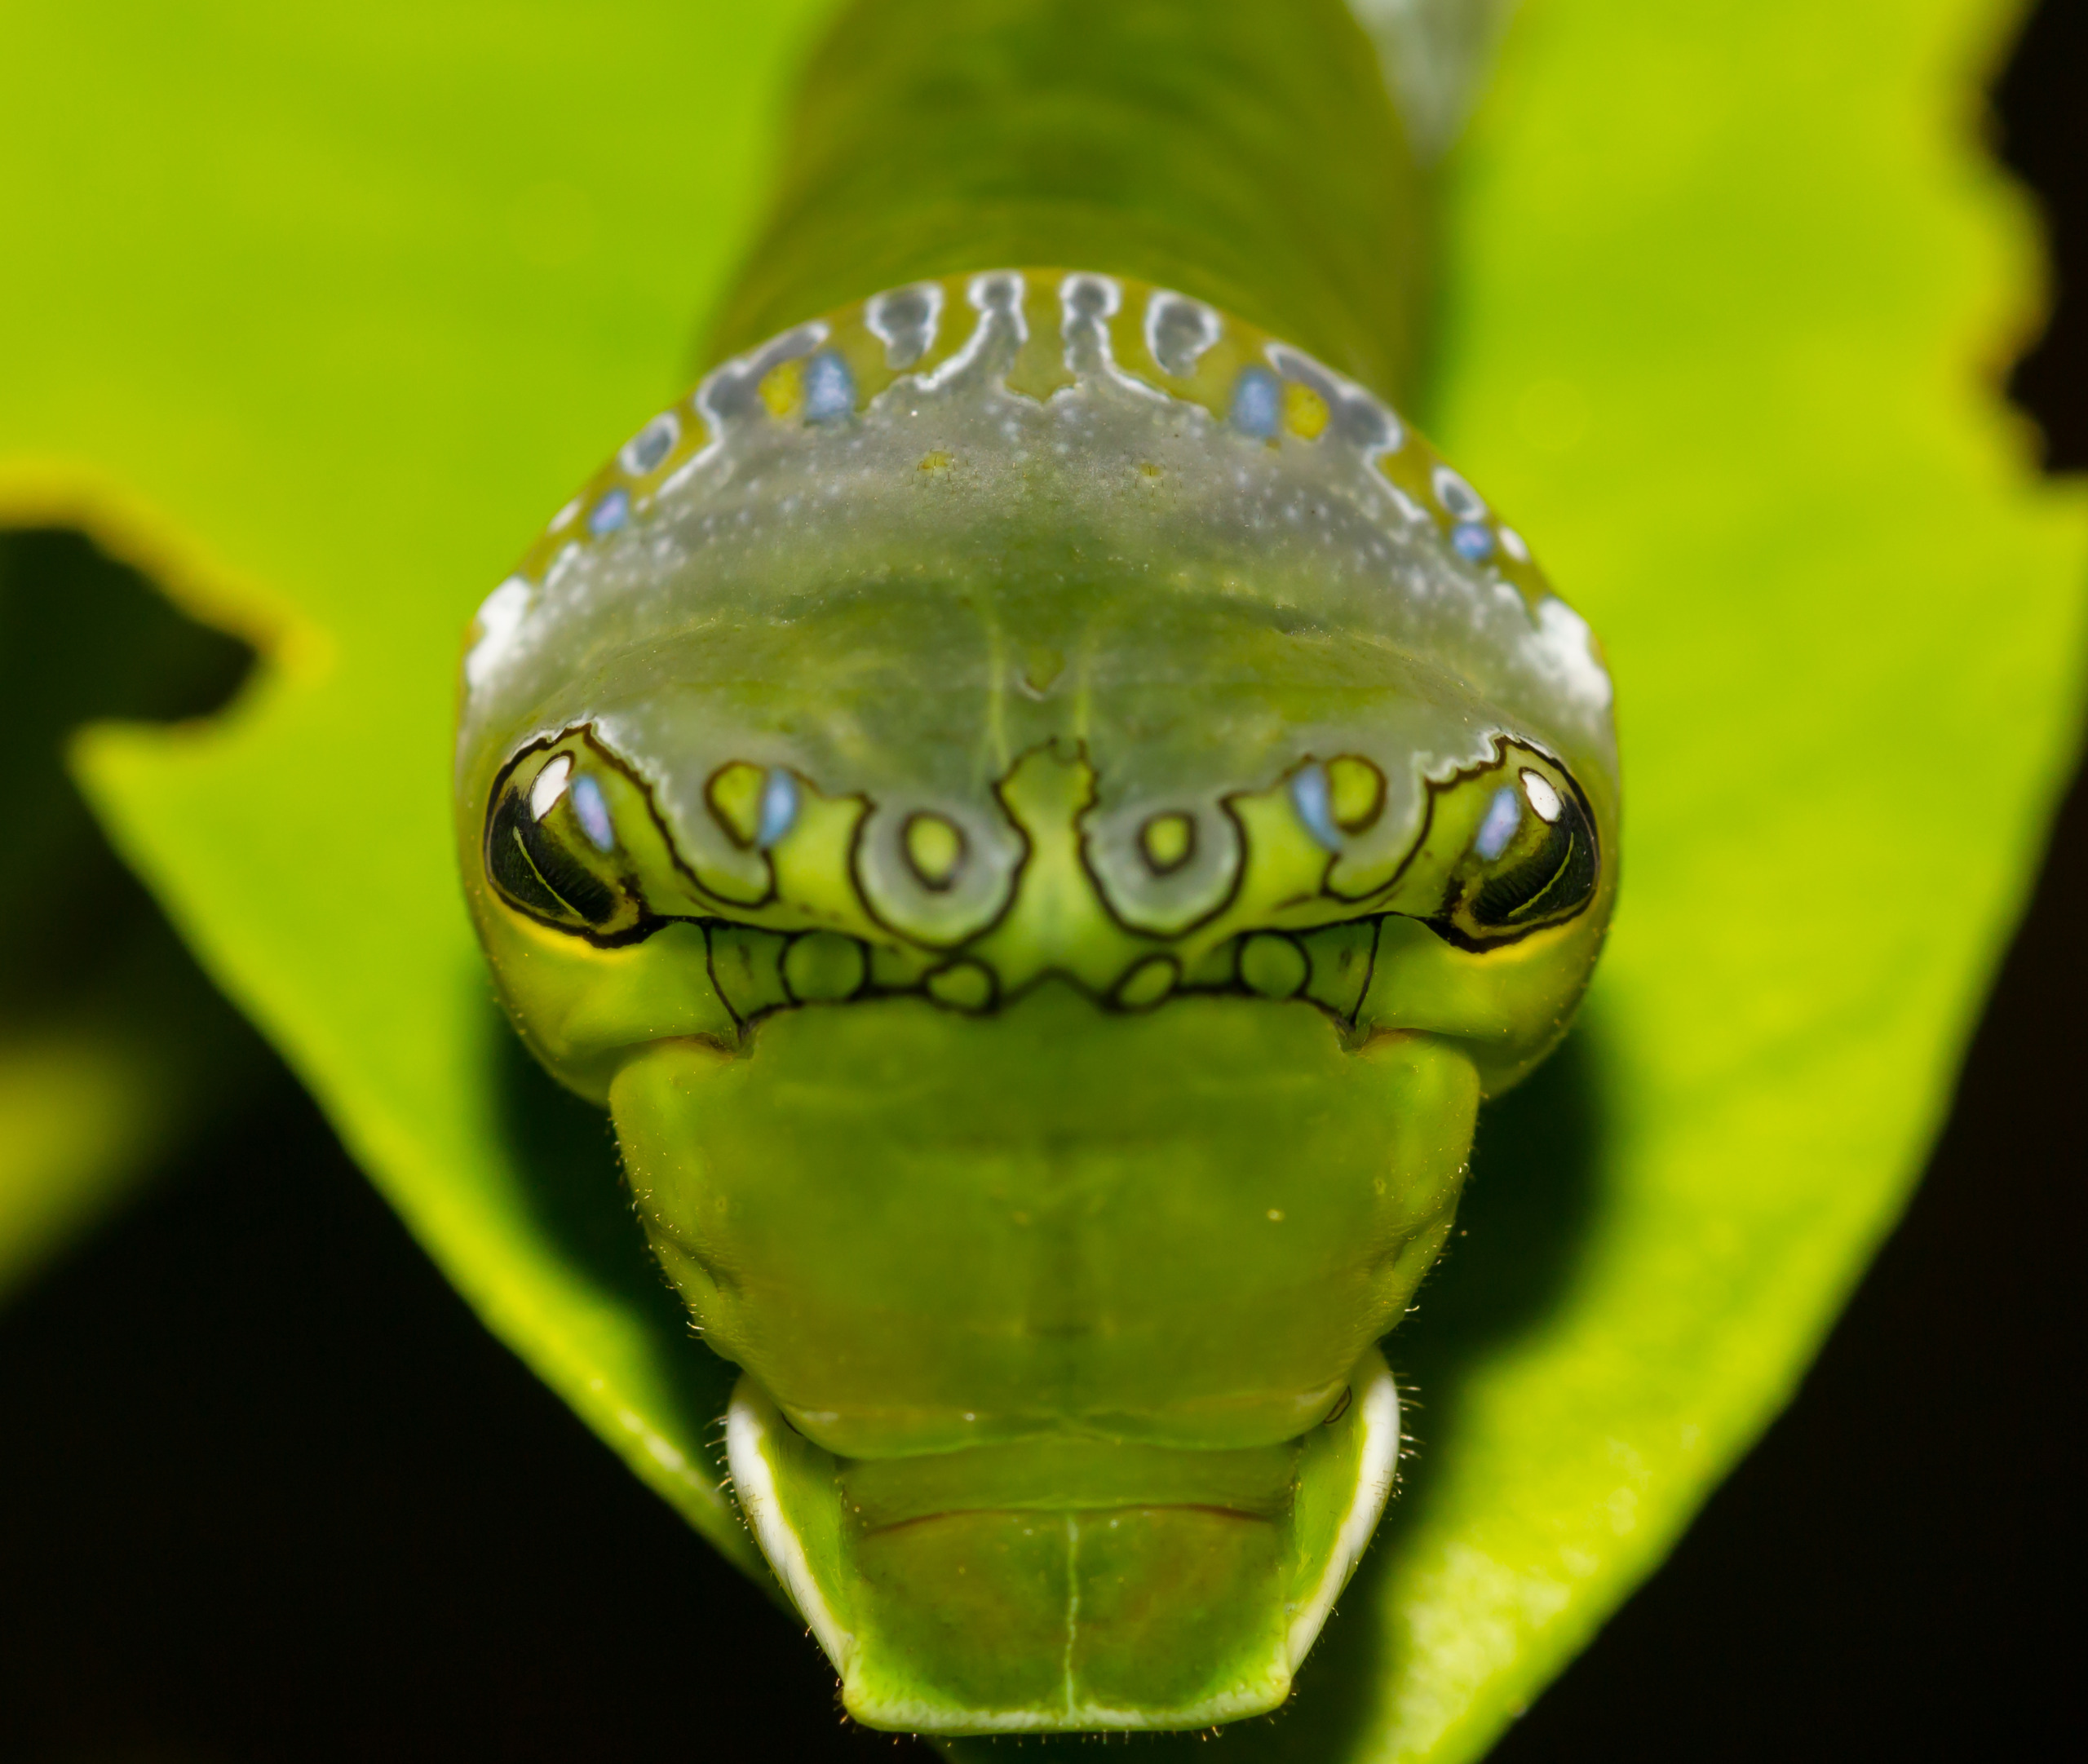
[455,269,1617,1733]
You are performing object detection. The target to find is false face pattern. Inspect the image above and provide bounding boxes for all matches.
[460,269,1614,1064]
[453,269,1618,1735]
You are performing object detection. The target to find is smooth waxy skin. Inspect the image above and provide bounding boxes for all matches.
[614,991,1475,1457]
[710,0,1427,396]
[455,0,1616,1737]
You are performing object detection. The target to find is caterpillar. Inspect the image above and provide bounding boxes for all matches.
[455,0,1615,1735]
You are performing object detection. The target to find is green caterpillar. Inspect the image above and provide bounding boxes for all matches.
[455,0,1614,1735]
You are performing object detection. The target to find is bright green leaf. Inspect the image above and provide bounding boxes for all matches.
[1,2,2081,1761]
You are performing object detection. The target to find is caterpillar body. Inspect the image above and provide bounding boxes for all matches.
[456,0,1615,1736]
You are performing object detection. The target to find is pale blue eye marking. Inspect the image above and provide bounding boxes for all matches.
[1231,367,1281,439]
[620,413,680,475]
[803,349,856,422]
[1451,521,1495,562]
[1431,463,1487,522]
[758,769,799,848]
[588,488,630,536]
[1289,763,1343,851]
[1475,785,1523,860]
[571,773,616,852]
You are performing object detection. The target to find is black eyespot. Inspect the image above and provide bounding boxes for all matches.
[1428,762,1600,952]
[1471,785,1596,931]
[482,741,641,939]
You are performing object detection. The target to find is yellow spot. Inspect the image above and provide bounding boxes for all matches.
[904,812,965,889]
[1113,956,1177,1010]
[1283,380,1329,440]
[1327,756,1386,833]
[759,358,803,419]
[918,449,953,474]
[1266,1209,1285,1222]
[1139,812,1195,874]
[1137,461,1163,479]
[706,762,765,847]
[926,961,994,1013]
[1240,933,1307,1000]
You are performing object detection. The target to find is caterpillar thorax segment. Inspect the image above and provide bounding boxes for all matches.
[459,270,1613,1026]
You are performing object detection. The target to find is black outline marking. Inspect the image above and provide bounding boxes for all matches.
[781,930,870,1006]
[480,727,1600,1030]
[1326,754,1387,836]
[1110,953,1182,1013]
[704,760,767,850]
[1238,931,1310,1001]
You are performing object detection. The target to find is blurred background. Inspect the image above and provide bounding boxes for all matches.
[1,2,2081,1759]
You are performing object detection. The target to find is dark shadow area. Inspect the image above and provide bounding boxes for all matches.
[487,1012,745,1480]
[1490,4,2088,1753]
[0,527,270,1284]
[1214,1028,1609,1764]
[0,1072,889,1764]
[1489,680,2088,1764]
[2004,0,2088,471]
[0,526,252,1019]
[1397,1024,1609,1386]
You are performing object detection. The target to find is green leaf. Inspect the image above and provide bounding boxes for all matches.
[2,2,2081,1760]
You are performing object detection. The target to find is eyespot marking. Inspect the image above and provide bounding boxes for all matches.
[1451,522,1494,562]
[1520,769,1563,825]
[1139,812,1196,874]
[587,489,630,536]
[571,774,616,852]
[1474,785,1522,861]
[1232,367,1281,440]
[621,413,679,475]
[758,771,799,849]
[529,752,573,821]
[803,349,856,422]
[904,812,967,890]
[1289,763,1343,852]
